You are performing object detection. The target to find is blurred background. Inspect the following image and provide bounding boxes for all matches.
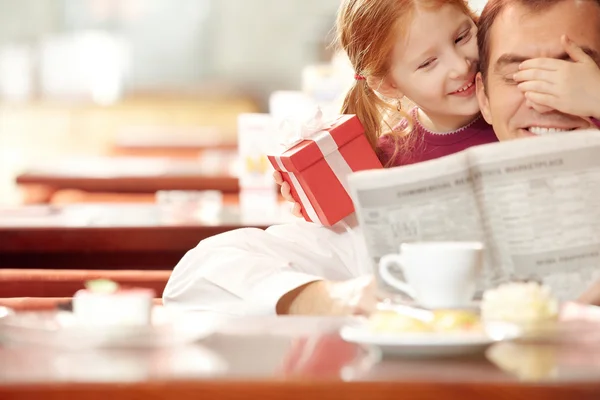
[0,0,489,300]
[0,0,487,206]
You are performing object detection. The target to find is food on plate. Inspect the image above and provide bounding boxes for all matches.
[481,281,559,330]
[369,309,481,334]
[72,279,155,326]
[369,310,432,333]
[431,309,480,331]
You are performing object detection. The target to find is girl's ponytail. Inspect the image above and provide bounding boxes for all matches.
[341,80,386,152]
[341,79,413,166]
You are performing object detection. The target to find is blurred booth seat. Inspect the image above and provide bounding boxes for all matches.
[0,297,164,312]
[0,269,171,298]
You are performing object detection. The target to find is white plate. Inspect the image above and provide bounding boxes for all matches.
[0,306,223,349]
[377,299,482,313]
[340,323,512,358]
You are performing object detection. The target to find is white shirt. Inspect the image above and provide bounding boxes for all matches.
[162,215,372,316]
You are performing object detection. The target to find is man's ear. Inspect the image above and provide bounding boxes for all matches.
[476,72,492,124]
[366,75,403,100]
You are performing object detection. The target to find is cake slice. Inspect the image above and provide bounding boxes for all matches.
[73,279,155,327]
[481,281,559,335]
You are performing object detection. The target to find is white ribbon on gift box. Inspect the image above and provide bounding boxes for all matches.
[278,107,327,149]
[272,109,354,224]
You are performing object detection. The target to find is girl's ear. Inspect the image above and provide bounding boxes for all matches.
[366,75,404,99]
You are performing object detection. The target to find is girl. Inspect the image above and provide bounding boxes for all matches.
[276,0,497,216]
[276,0,600,218]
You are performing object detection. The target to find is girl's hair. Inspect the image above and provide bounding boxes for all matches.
[336,0,477,165]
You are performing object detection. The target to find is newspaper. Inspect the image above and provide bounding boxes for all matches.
[348,129,600,301]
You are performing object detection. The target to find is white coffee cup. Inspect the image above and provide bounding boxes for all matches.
[378,241,484,309]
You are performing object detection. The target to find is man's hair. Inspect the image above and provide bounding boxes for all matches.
[477,0,600,82]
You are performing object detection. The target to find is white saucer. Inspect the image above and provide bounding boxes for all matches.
[377,300,482,313]
[0,306,13,318]
[0,306,223,349]
[340,323,508,358]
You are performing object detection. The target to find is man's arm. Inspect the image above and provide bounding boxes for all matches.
[277,276,378,316]
[276,281,332,315]
[163,221,366,316]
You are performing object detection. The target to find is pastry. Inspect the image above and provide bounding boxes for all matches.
[72,279,154,327]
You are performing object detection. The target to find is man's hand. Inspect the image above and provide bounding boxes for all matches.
[273,170,303,218]
[276,276,378,316]
[514,35,600,119]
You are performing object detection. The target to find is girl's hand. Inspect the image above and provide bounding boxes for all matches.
[514,35,600,119]
[273,170,303,218]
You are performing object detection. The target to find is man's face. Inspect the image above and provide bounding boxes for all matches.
[476,0,600,141]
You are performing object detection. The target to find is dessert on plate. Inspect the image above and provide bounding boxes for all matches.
[72,279,155,327]
[480,281,559,334]
[368,281,559,337]
[369,308,481,334]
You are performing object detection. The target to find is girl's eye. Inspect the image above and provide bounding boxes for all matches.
[455,30,471,44]
[418,59,436,69]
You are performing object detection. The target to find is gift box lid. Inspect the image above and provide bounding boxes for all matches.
[276,114,366,172]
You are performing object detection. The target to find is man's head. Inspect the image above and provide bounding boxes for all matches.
[475,0,600,141]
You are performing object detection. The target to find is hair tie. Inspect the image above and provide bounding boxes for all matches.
[354,73,366,81]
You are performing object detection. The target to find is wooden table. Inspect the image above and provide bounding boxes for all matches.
[1,316,600,399]
[0,203,282,269]
[16,155,240,203]
[111,128,237,159]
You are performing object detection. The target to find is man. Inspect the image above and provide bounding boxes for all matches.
[163,0,600,315]
[474,0,600,303]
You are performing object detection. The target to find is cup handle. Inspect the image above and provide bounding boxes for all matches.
[378,254,417,299]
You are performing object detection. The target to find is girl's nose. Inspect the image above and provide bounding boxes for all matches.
[449,53,471,80]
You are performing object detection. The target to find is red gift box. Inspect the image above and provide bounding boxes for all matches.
[268,114,382,226]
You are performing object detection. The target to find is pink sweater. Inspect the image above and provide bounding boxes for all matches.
[377,113,600,167]
[377,111,498,167]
